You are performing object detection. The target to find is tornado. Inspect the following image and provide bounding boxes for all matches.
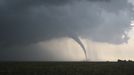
[69,35,87,60]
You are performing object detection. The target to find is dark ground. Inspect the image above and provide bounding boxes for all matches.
[0,62,134,75]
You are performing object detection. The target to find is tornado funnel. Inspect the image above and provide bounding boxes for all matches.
[69,35,87,60]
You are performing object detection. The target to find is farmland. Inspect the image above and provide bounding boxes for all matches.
[0,62,134,75]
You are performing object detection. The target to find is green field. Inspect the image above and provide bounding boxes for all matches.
[0,62,134,75]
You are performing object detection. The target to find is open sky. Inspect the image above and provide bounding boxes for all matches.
[0,0,134,61]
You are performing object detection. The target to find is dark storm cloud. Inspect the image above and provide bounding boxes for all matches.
[0,0,133,47]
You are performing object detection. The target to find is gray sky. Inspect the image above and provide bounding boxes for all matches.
[0,0,134,61]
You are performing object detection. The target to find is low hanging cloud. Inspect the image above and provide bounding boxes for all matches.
[0,0,134,47]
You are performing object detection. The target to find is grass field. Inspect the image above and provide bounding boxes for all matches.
[0,62,134,75]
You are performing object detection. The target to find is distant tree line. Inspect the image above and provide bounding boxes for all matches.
[117,59,133,62]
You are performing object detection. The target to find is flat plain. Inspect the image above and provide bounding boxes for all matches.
[0,62,134,75]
